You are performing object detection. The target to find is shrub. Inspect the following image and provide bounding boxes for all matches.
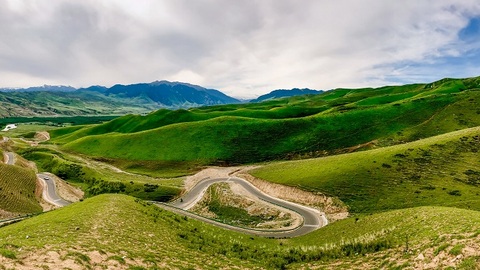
[448,190,462,196]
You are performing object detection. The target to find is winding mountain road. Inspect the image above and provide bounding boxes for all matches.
[2,151,71,207]
[2,138,322,237]
[160,177,328,238]
[37,173,71,207]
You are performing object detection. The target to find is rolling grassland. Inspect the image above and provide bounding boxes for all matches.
[251,127,480,214]
[49,77,480,177]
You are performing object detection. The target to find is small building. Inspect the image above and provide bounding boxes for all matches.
[1,124,17,132]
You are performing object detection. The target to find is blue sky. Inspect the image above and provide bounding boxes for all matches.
[1,1,480,98]
[382,16,480,84]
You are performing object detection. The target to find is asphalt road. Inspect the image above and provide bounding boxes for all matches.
[2,141,71,210]
[168,177,328,238]
[37,173,71,207]
[4,152,15,165]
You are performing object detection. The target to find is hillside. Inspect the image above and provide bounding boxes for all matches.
[250,88,323,102]
[0,194,479,269]
[54,76,480,176]
[17,145,183,199]
[0,81,240,117]
[250,126,480,214]
[0,163,42,217]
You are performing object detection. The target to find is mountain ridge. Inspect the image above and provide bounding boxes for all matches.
[0,81,241,117]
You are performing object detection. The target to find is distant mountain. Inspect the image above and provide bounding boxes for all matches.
[100,81,239,107]
[250,88,323,103]
[0,81,241,117]
[0,85,76,92]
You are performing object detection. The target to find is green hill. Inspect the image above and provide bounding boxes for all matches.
[0,194,479,269]
[52,76,480,176]
[250,126,480,214]
[0,163,42,216]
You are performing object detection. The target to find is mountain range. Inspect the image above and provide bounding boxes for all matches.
[0,81,323,117]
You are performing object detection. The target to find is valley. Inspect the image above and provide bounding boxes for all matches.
[1,76,480,269]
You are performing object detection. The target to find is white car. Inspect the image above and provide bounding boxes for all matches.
[44,177,50,180]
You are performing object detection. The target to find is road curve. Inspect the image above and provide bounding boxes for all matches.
[37,173,71,207]
[2,141,71,209]
[4,152,15,165]
[165,177,328,238]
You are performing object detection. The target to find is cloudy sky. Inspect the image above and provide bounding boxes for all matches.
[1,0,480,98]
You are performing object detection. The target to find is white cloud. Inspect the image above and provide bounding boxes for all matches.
[0,0,479,97]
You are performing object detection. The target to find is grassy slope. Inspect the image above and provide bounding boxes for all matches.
[49,96,329,144]
[54,77,480,175]
[251,127,480,214]
[292,206,480,269]
[0,195,272,269]
[1,194,479,269]
[0,163,42,214]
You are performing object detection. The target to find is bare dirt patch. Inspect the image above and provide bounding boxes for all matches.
[0,247,152,270]
[184,166,241,191]
[34,131,50,142]
[0,209,19,220]
[20,131,51,147]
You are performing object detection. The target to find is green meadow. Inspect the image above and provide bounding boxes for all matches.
[251,127,480,213]
[47,77,480,177]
